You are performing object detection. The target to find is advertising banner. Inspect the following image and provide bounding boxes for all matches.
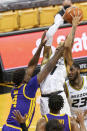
[0,24,87,70]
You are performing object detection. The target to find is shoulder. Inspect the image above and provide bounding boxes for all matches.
[24,75,39,98]
[63,113,69,118]
[27,75,38,85]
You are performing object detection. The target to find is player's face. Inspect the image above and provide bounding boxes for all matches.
[63,0,72,7]
[68,65,79,81]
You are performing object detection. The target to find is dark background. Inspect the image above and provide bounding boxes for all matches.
[0,0,87,12]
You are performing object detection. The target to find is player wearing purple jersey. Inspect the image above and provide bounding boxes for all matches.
[2,31,65,131]
[36,94,86,131]
[2,31,47,131]
[36,94,71,131]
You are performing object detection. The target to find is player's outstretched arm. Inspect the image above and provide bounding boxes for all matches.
[46,14,64,39]
[44,14,64,52]
[41,46,52,66]
[37,43,64,84]
[64,9,81,49]
[24,31,47,83]
[64,10,81,72]
[41,14,64,66]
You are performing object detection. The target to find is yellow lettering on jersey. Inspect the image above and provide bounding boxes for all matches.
[12,90,18,108]
[14,90,18,94]
[58,119,64,124]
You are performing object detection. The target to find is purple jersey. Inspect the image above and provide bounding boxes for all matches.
[44,113,71,131]
[5,76,39,129]
[2,124,22,131]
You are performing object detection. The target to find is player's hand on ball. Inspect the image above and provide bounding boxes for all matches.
[63,7,83,24]
[70,9,82,26]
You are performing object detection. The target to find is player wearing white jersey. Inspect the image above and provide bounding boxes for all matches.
[40,57,69,115]
[40,12,81,116]
[64,64,87,129]
[63,13,87,130]
[65,75,87,116]
[46,0,72,46]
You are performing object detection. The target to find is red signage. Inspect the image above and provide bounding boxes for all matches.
[0,24,87,70]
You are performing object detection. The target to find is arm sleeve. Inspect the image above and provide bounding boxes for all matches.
[46,14,64,46]
[24,75,39,98]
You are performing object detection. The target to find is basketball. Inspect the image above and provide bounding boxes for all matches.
[63,7,83,24]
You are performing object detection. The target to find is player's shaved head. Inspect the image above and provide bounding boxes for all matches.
[62,0,72,8]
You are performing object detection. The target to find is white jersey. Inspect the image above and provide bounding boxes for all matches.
[40,57,71,116]
[65,76,87,117]
[40,57,67,94]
